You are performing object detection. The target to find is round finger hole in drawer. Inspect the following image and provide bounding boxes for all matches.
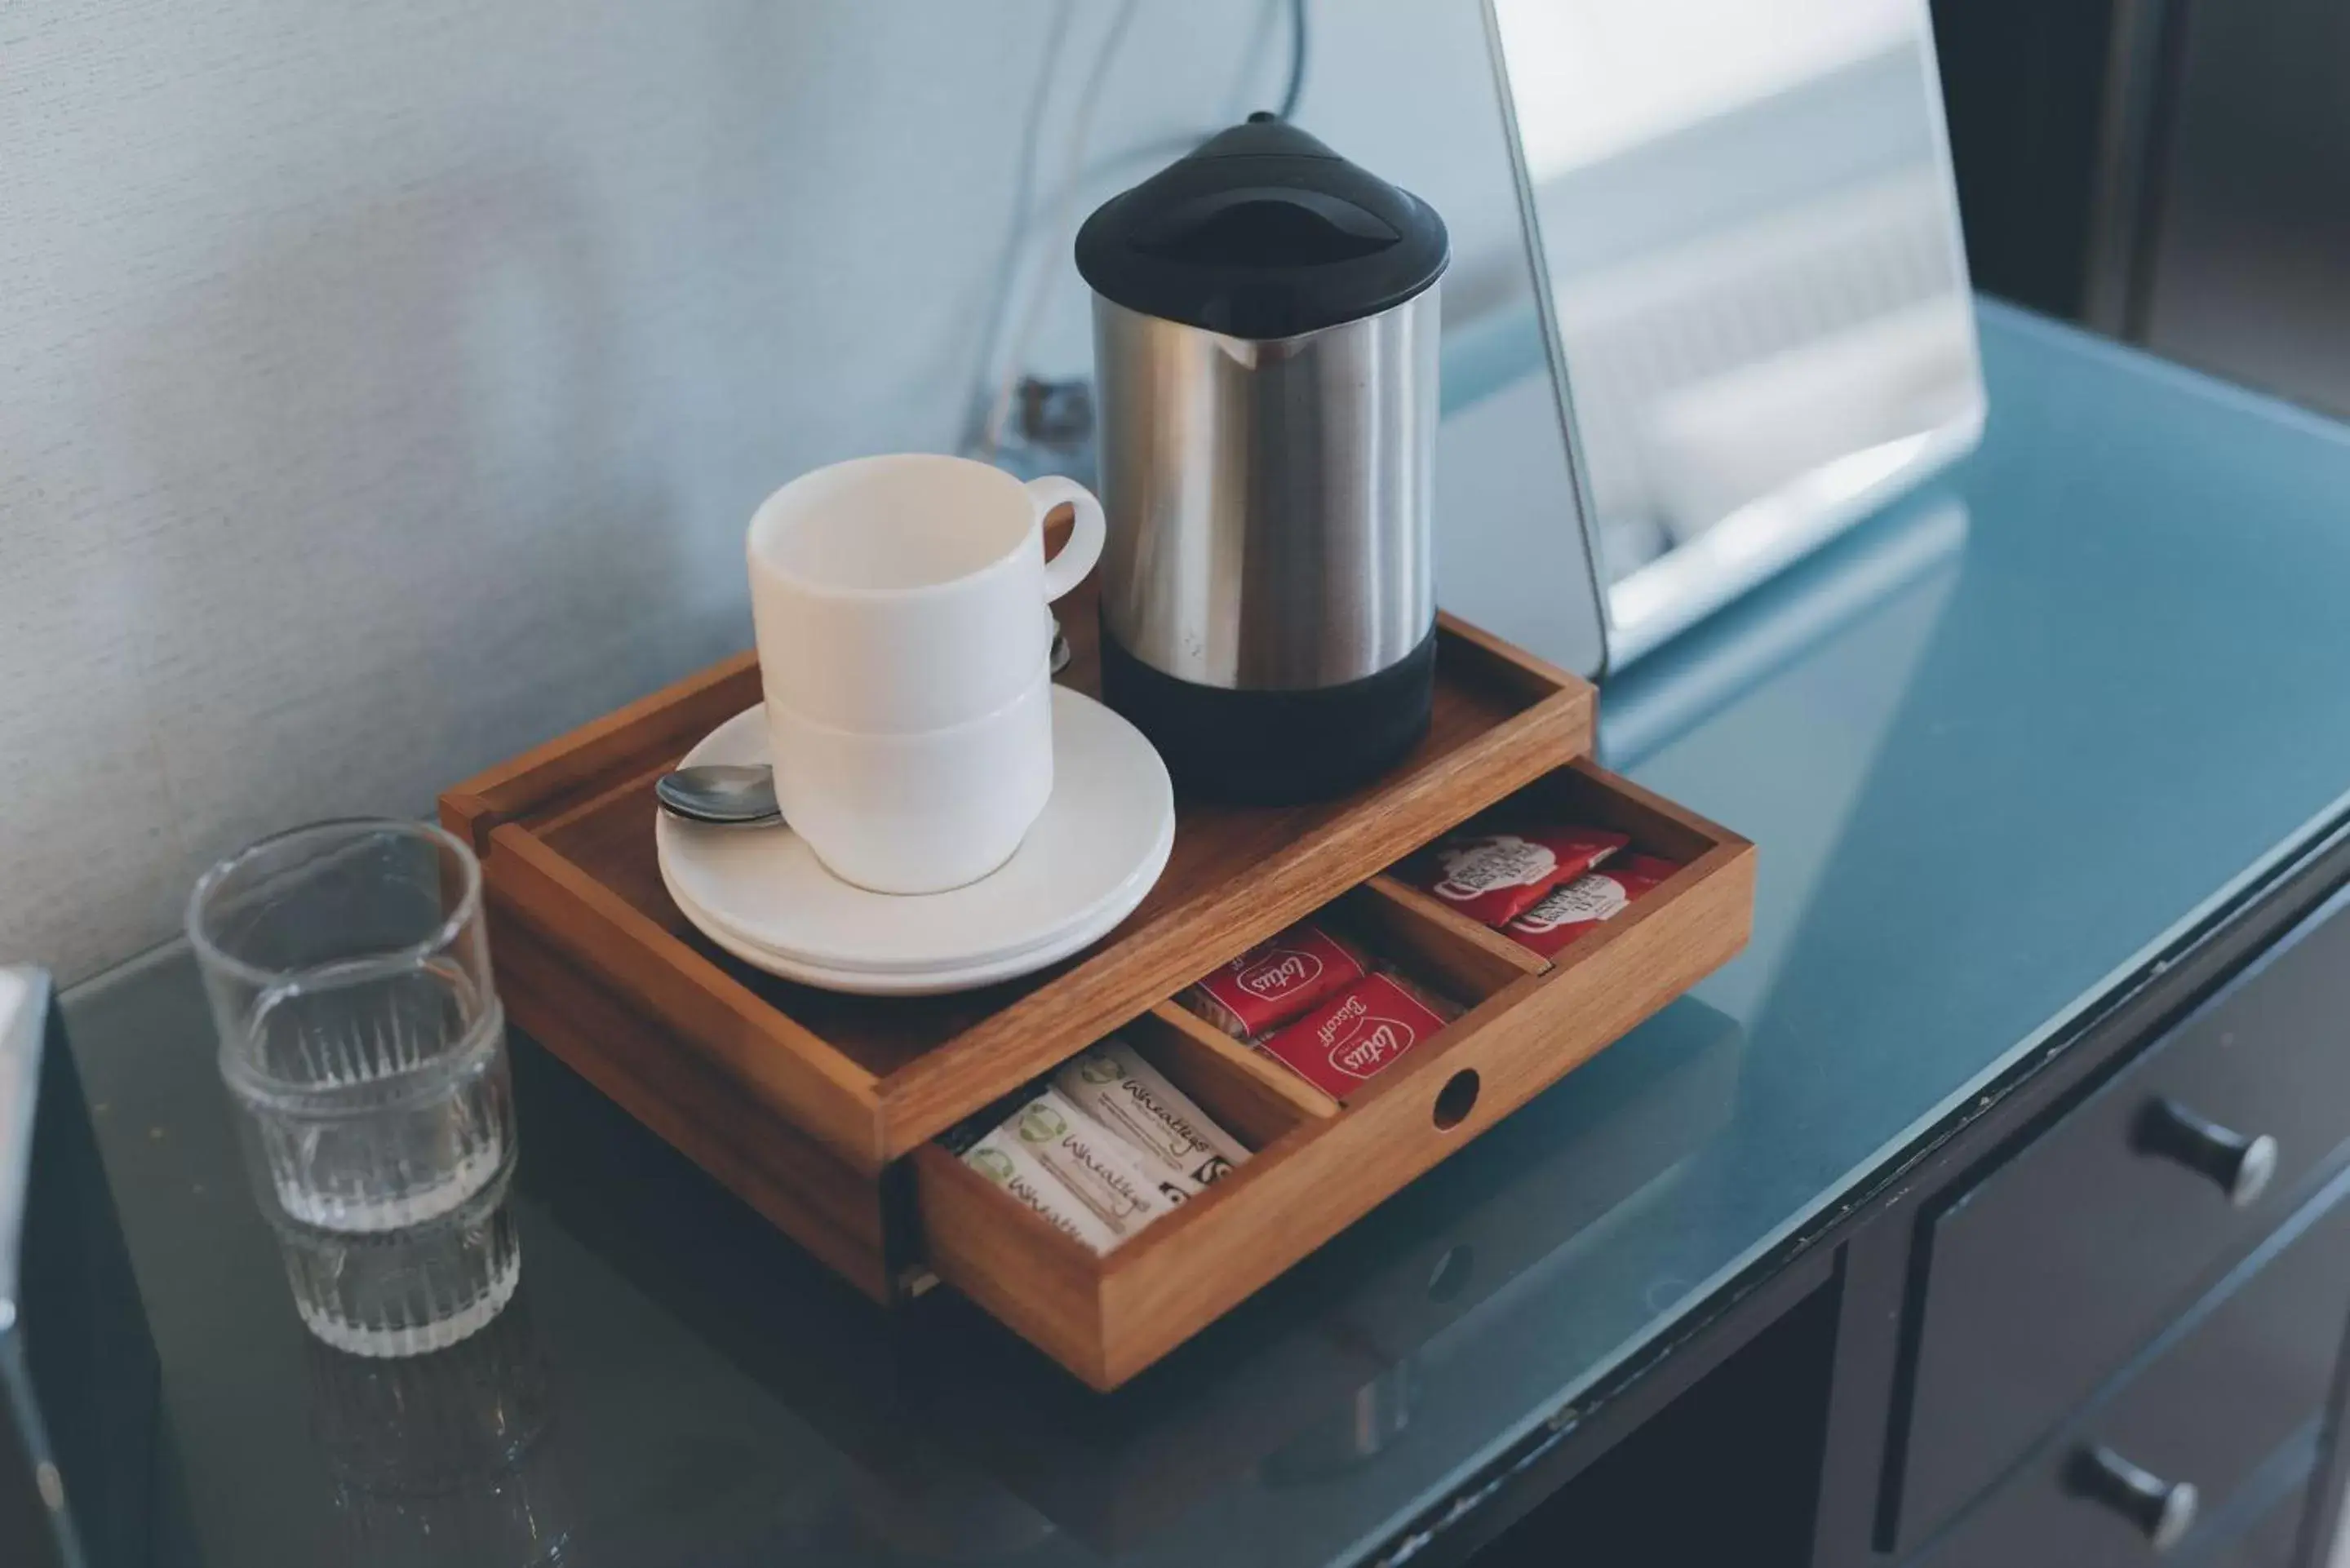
[1434,1070,1481,1131]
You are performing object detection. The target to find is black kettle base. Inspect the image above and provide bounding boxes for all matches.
[1097,622,1438,805]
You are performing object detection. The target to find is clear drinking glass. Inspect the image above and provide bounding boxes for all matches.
[189,819,519,1357]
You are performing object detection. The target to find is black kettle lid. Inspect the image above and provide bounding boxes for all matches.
[1075,113,1449,340]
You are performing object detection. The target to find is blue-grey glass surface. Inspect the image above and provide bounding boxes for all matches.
[60,303,2350,1566]
[1488,0,1989,662]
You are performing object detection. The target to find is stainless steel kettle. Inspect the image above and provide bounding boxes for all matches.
[1077,114,1448,801]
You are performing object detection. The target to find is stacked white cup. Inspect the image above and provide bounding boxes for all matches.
[747,454,1106,895]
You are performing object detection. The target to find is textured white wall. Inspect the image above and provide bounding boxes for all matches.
[1,0,1523,980]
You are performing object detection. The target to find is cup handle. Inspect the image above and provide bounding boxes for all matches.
[1026,475,1106,603]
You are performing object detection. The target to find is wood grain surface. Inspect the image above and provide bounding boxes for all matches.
[1137,1000,1341,1135]
[492,904,899,1300]
[487,820,889,1168]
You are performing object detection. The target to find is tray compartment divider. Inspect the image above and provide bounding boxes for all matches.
[1122,1008,1337,1145]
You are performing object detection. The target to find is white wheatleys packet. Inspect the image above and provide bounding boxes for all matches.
[960,1126,1123,1254]
[1053,1038,1249,1188]
[1012,1083,1194,1229]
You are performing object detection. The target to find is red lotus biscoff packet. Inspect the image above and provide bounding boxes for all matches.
[1183,921,1372,1041]
[1400,825,1630,927]
[1501,854,1679,958]
[1256,972,1459,1101]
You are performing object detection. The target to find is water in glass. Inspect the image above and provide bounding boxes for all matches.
[192,820,521,1357]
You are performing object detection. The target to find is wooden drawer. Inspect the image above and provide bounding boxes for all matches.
[1918,1165,2350,1567]
[1892,882,2350,1542]
[914,760,1754,1389]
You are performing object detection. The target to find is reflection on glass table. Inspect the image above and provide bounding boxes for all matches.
[1488,0,1985,661]
[503,994,1745,1562]
[304,1291,568,1567]
[60,923,1751,1568]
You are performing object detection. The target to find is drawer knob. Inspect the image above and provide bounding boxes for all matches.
[2135,1098,2278,1207]
[2070,1444,2197,1549]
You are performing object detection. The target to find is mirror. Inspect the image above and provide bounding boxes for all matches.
[1486,0,1986,663]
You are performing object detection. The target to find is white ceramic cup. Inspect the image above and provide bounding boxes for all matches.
[747,454,1106,735]
[768,667,1055,894]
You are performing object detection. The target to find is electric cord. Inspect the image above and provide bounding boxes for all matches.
[964,0,1079,455]
[1277,0,1308,121]
[973,0,1313,459]
[981,0,1145,458]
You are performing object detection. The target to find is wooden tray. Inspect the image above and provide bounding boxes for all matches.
[444,585,1754,1386]
[444,582,1589,1175]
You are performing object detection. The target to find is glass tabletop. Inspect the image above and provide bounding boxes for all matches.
[64,301,2350,1567]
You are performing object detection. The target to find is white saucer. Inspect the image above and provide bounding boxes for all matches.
[665,875,1138,996]
[655,687,1174,994]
